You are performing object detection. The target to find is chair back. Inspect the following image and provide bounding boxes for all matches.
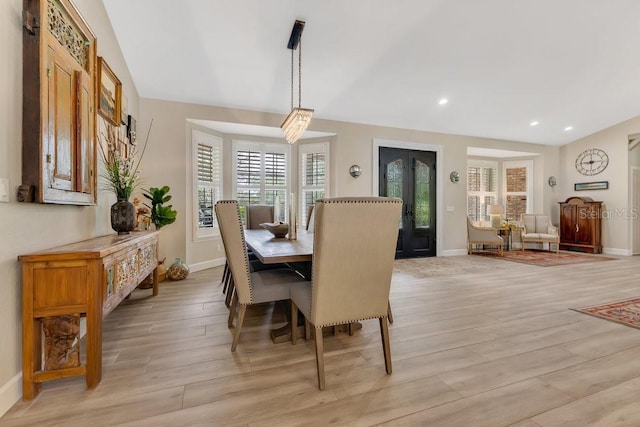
[522,214,550,233]
[246,205,274,230]
[310,197,402,326]
[466,216,477,237]
[306,204,316,231]
[215,201,253,304]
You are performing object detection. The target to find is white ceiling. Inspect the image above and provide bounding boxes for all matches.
[103,0,640,146]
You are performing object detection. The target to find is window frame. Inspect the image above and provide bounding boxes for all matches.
[298,141,330,229]
[467,159,498,223]
[192,129,223,242]
[232,140,291,222]
[502,159,533,220]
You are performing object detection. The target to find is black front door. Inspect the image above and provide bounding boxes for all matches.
[379,147,436,258]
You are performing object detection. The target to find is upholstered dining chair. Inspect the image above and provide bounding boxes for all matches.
[246,204,275,229]
[215,200,306,351]
[222,204,282,307]
[290,197,403,390]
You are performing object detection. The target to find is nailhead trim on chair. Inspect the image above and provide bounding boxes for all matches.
[318,197,403,204]
[316,315,386,328]
[217,200,254,304]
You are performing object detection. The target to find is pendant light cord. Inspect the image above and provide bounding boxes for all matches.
[298,40,302,108]
[289,40,304,110]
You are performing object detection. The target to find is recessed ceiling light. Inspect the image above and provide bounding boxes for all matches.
[530,121,539,127]
[564,126,573,131]
[438,98,448,105]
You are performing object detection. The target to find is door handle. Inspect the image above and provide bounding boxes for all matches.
[575,224,579,232]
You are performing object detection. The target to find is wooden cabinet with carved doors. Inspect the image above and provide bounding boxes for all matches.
[559,196,602,254]
[21,0,97,204]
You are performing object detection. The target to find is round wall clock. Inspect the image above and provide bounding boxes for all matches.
[575,148,609,176]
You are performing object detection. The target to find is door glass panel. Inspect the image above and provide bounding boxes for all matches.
[414,160,430,229]
[386,159,403,199]
[386,158,403,229]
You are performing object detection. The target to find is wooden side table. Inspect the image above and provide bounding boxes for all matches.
[497,227,512,250]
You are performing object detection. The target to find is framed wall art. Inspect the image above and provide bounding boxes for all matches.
[98,57,121,125]
[574,181,609,191]
[127,115,137,142]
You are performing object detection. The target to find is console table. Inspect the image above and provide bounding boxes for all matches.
[18,231,160,400]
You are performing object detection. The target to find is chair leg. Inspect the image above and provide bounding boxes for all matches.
[224,274,235,308]
[305,319,311,340]
[314,326,326,390]
[231,305,247,352]
[387,301,394,324]
[291,301,298,345]
[379,317,392,375]
[348,323,354,336]
[228,292,238,328]
[221,262,229,292]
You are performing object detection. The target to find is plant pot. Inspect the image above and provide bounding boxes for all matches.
[110,199,136,235]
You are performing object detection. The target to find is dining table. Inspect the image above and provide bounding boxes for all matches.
[243,229,313,265]
[243,228,361,343]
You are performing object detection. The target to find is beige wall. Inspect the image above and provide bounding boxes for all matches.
[0,0,138,415]
[2,0,633,416]
[140,98,561,262]
[559,116,640,255]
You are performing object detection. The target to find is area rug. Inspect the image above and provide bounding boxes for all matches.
[393,256,507,278]
[473,249,615,267]
[574,298,640,330]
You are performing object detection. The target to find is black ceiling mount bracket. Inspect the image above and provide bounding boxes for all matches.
[287,20,305,50]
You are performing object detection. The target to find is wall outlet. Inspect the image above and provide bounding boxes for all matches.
[0,178,9,203]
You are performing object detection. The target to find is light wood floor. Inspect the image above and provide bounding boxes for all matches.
[3,253,640,426]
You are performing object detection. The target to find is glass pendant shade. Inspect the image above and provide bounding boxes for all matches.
[281,107,314,144]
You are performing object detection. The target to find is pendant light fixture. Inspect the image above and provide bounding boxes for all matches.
[281,20,314,144]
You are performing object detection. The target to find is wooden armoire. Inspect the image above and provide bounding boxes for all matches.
[558,196,602,254]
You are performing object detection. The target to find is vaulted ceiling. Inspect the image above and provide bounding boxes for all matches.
[103,0,640,146]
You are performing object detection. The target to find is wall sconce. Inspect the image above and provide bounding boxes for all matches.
[349,165,362,178]
[548,176,557,187]
[449,171,460,183]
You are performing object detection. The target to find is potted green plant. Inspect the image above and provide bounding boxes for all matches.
[143,186,177,229]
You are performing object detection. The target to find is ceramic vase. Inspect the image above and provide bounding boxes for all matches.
[110,198,136,235]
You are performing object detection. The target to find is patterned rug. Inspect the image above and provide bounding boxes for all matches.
[473,249,615,267]
[574,298,640,330]
[393,256,507,278]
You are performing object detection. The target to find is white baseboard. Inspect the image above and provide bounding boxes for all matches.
[442,249,468,257]
[603,247,633,256]
[189,257,226,273]
[0,373,21,418]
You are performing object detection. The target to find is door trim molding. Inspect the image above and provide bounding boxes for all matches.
[373,138,443,257]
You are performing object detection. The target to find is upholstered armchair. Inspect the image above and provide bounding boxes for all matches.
[466,216,504,256]
[290,197,403,390]
[520,214,559,253]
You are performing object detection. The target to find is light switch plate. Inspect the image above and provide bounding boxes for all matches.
[0,178,9,202]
